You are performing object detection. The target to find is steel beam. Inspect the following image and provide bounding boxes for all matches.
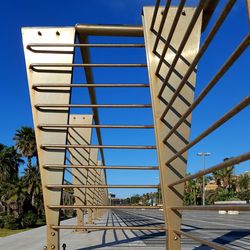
[143,7,202,250]
[68,114,93,231]
[22,27,75,250]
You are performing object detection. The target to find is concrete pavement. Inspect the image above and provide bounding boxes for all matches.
[0,209,250,250]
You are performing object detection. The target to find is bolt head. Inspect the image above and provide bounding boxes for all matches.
[43,246,47,250]
[51,232,55,236]
[51,245,55,249]
[174,236,178,240]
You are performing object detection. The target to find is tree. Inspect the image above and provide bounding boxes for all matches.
[213,158,234,191]
[13,127,37,174]
[0,181,28,217]
[238,173,250,191]
[22,166,43,216]
[0,144,24,182]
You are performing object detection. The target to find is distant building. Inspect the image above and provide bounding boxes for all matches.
[205,180,218,191]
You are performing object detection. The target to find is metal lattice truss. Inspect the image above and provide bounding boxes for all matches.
[22,1,250,250]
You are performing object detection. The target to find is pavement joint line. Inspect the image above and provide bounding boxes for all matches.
[184,217,250,229]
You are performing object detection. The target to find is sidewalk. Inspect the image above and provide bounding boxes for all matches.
[0,211,158,250]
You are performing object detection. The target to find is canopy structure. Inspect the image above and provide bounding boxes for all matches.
[22,1,250,249]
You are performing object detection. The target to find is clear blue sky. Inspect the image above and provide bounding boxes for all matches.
[0,0,249,198]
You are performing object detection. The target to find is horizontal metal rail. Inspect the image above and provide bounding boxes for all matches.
[27,43,145,49]
[38,124,154,129]
[51,225,166,230]
[48,205,163,209]
[159,0,236,119]
[162,34,249,142]
[32,83,149,89]
[46,184,160,189]
[35,104,152,108]
[155,0,186,73]
[41,144,156,149]
[30,63,147,69]
[43,164,159,170]
[165,96,249,167]
[174,230,228,250]
[157,0,207,98]
[172,205,250,211]
[168,151,250,187]
[75,24,144,37]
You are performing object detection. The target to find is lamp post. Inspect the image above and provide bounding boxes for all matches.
[197,152,211,206]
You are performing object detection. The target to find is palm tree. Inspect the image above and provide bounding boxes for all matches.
[13,127,37,174]
[0,144,24,182]
[238,173,250,191]
[0,181,28,217]
[213,158,234,191]
[22,166,42,207]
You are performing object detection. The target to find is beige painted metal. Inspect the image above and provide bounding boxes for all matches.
[247,0,250,24]
[85,148,98,224]
[88,148,99,220]
[143,7,202,249]
[68,114,93,230]
[22,27,75,250]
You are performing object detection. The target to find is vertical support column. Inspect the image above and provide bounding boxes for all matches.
[68,114,93,231]
[143,7,202,249]
[22,27,75,250]
[96,168,103,218]
[88,149,99,220]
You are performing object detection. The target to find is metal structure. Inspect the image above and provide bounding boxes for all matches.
[21,1,250,249]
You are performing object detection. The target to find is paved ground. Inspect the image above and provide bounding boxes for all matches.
[0,209,249,249]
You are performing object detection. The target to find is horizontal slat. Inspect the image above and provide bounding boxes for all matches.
[30,63,147,69]
[162,34,250,143]
[38,124,154,129]
[46,184,160,189]
[27,43,145,49]
[41,144,156,149]
[75,24,143,37]
[35,104,152,108]
[153,0,171,52]
[172,205,250,211]
[150,0,160,31]
[155,0,186,74]
[168,152,250,187]
[157,0,206,98]
[48,205,163,209]
[32,83,149,88]
[159,0,236,118]
[43,165,159,170]
[51,225,166,230]
[174,230,228,250]
[165,96,250,166]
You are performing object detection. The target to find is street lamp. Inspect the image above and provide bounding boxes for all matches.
[197,152,211,206]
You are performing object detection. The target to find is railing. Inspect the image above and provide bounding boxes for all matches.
[144,0,250,249]
[22,24,162,250]
[22,1,250,249]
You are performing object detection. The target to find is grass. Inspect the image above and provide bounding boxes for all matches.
[0,228,30,237]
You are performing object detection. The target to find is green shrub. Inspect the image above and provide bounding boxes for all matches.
[22,211,38,228]
[0,217,4,228]
[4,215,21,229]
[237,190,250,202]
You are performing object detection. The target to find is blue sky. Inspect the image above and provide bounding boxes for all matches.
[0,0,249,198]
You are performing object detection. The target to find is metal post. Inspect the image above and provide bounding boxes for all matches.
[143,6,202,249]
[197,152,211,206]
[68,114,93,231]
[22,27,75,250]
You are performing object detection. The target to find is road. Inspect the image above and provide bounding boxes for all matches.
[112,209,250,250]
